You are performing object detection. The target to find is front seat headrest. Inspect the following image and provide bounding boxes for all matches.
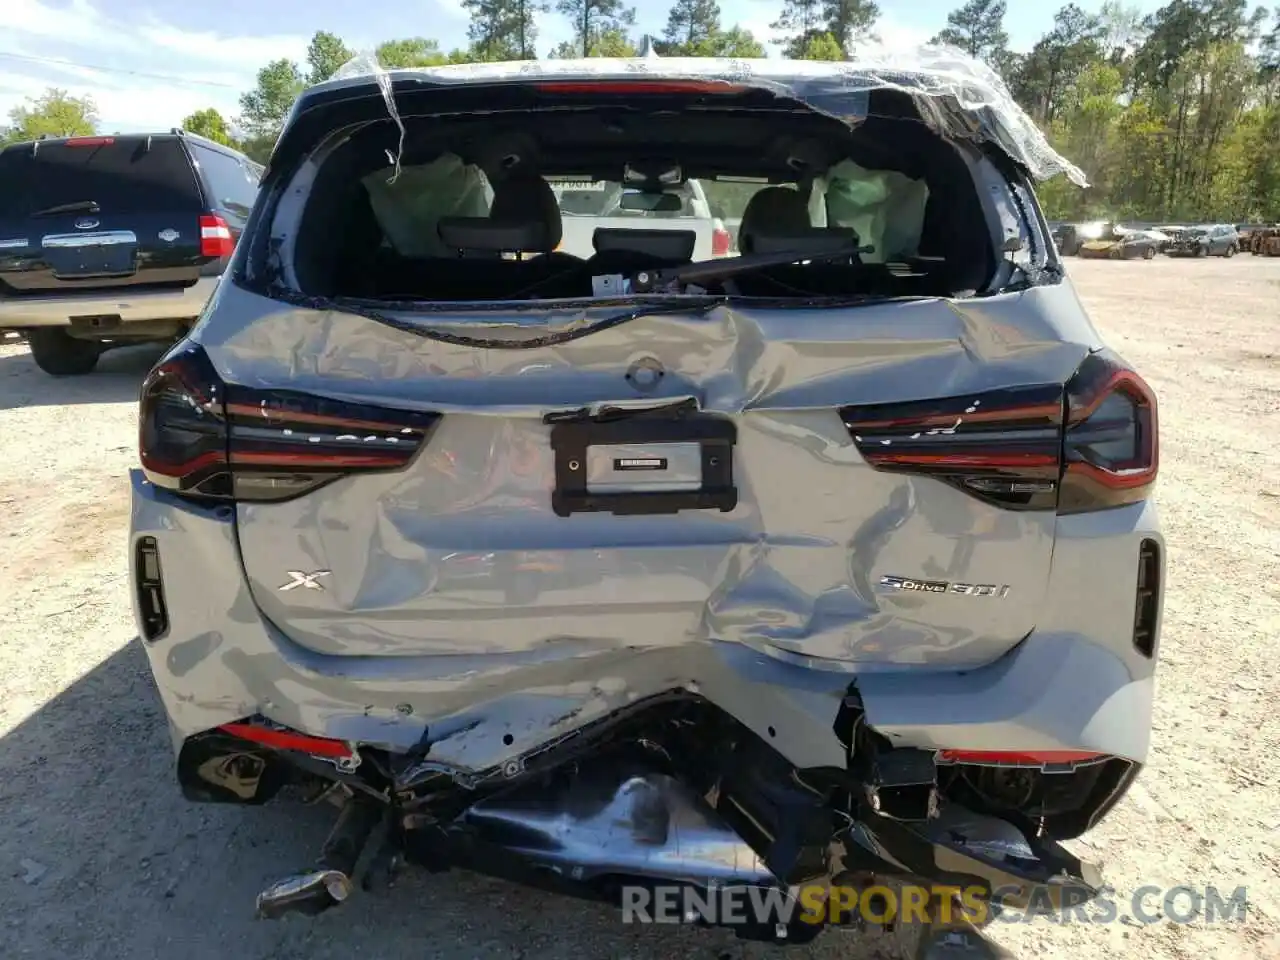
[738,187,811,255]
[489,173,563,252]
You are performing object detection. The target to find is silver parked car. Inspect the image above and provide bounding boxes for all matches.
[129,58,1163,946]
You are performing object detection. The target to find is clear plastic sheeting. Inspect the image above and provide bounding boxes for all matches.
[319,44,1086,187]
[333,53,406,181]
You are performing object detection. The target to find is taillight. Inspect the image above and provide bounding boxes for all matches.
[935,750,1108,770]
[840,384,1065,510]
[1058,350,1158,514]
[63,136,115,147]
[199,214,235,258]
[139,343,441,503]
[712,225,731,257]
[533,80,747,95]
[839,350,1157,514]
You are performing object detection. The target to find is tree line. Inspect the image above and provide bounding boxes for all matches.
[3,0,1280,222]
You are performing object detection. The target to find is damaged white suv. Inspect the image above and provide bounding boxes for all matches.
[129,57,1163,948]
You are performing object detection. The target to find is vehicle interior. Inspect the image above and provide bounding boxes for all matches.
[283,90,1002,304]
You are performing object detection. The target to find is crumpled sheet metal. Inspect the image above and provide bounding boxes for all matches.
[204,281,1097,681]
[323,44,1086,187]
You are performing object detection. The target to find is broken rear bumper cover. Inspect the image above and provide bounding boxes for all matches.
[130,468,1161,924]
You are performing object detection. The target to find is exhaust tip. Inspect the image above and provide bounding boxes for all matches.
[255,869,353,919]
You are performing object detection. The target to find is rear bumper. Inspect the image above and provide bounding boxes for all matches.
[0,276,219,329]
[129,468,1163,774]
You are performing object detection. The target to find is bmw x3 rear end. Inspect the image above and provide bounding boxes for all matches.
[128,55,1163,944]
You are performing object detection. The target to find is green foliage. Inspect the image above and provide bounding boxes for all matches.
[555,0,636,56]
[182,108,236,147]
[932,0,1009,62]
[120,1,1280,224]
[799,31,845,61]
[237,58,304,140]
[5,89,97,141]
[822,0,879,50]
[305,31,355,85]
[375,38,457,67]
[462,0,548,60]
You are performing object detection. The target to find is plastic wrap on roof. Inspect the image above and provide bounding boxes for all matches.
[327,44,1087,187]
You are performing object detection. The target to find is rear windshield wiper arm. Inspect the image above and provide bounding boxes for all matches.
[31,200,100,217]
[630,242,872,293]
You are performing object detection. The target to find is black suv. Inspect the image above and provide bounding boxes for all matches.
[0,131,261,374]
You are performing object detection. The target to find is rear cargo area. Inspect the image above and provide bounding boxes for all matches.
[0,136,207,297]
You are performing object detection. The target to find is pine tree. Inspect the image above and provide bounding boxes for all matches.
[463,0,549,60]
[771,0,824,58]
[823,0,879,51]
[556,0,637,56]
[932,0,1009,61]
[663,0,721,48]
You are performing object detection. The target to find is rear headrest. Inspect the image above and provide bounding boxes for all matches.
[747,227,859,257]
[738,187,811,255]
[437,173,563,254]
[491,173,563,251]
[592,228,696,263]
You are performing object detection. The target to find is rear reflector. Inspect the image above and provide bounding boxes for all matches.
[199,214,235,258]
[936,750,1107,769]
[1133,539,1161,657]
[63,137,115,147]
[217,722,355,760]
[134,536,169,642]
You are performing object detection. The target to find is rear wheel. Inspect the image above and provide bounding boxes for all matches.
[1144,246,1155,259]
[1224,244,1236,258]
[1195,245,1207,258]
[26,328,102,376]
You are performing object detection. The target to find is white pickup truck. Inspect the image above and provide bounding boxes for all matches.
[550,178,731,260]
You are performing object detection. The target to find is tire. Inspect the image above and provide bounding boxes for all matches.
[1195,245,1207,258]
[26,328,102,376]
[1144,246,1155,259]
[1224,244,1236,258]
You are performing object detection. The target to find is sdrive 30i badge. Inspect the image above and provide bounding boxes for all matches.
[879,575,1010,598]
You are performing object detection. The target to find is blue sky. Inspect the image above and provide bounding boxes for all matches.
[2,0,1170,133]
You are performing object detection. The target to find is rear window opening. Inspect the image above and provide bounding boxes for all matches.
[267,88,1001,305]
[0,137,203,219]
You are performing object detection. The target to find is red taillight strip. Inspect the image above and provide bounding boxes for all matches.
[860,451,1059,469]
[218,722,354,759]
[936,749,1107,767]
[840,385,1065,509]
[230,449,415,468]
[533,80,747,95]
[224,402,417,432]
[63,136,115,147]
[850,402,1063,431]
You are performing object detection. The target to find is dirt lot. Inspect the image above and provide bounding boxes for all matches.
[1,257,1278,960]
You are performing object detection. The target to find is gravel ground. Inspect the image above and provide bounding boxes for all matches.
[1,257,1278,960]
